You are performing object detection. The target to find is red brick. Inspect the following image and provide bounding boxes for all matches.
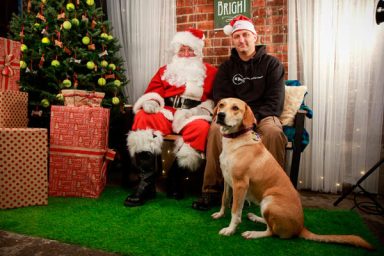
[177,24,192,31]
[203,56,216,65]
[272,34,284,43]
[210,38,221,47]
[195,5,214,13]
[205,47,229,56]
[196,0,209,4]
[176,0,185,8]
[260,35,272,44]
[177,15,188,23]
[177,7,195,15]
[221,38,232,46]
[197,21,214,30]
[253,0,266,7]
[267,0,285,6]
[188,13,208,22]
[210,30,226,38]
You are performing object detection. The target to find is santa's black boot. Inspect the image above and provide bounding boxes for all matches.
[166,160,186,200]
[124,151,158,207]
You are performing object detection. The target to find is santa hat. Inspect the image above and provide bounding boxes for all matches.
[170,28,205,57]
[223,15,257,36]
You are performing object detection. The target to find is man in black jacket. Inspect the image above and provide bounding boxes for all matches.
[192,15,287,211]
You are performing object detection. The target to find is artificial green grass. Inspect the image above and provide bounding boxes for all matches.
[0,186,382,256]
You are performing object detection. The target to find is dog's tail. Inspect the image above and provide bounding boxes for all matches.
[299,228,374,250]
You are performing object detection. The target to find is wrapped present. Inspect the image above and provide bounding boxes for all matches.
[0,90,28,127]
[62,89,105,107]
[49,106,115,198]
[0,128,48,209]
[0,37,21,91]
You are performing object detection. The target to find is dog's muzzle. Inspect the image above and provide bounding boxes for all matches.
[216,112,226,125]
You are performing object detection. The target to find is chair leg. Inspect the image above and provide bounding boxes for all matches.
[290,111,305,188]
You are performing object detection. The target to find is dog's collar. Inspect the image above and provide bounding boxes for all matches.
[222,127,254,138]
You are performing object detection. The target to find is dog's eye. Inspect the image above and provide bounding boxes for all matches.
[218,103,225,108]
[232,106,239,111]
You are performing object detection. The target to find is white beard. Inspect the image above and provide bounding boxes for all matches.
[162,56,206,88]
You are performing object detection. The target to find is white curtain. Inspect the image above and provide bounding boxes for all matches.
[288,0,384,193]
[107,0,176,104]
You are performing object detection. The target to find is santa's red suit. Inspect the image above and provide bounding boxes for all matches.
[127,31,217,171]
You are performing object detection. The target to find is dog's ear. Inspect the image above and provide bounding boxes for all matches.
[212,104,219,119]
[243,105,256,127]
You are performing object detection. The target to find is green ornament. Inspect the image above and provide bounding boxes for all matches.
[56,93,64,101]
[98,77,106,86]
[112,97,120,105]
[71,18,80,26]
[41,37,50,45]
[101,60,108,67]
[20,60,27,69]
[86,0,95,6]
[86,61,95,70]
[51,60,60,67]
[113,80,121,87]
[62,79,72,88]
[63,21,72,30]
[108,63,116,71]
[20,44,28,52]
[82,36,90,45]
[66,3,75,11]
[41,98,50,108]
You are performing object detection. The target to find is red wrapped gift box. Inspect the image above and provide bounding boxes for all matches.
[0,90,28,128]
[49,106,115,198]
[0,128,48,209]
[0,37,20,91]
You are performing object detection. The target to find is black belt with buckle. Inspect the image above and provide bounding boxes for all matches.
[165,96,201,109]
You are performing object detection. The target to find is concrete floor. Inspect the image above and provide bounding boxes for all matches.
[0,190,383,256]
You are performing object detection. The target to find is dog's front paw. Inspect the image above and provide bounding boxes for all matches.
[219,227,236,236]
[211,211,225,219]
[242,231,258,239]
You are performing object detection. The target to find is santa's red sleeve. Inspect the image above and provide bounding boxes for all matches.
[133,66,167,114]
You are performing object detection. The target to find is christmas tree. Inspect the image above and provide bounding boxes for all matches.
[9,0,127,126]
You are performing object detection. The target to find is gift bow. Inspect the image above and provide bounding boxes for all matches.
[0,53,19,77]
[77,92,104,106]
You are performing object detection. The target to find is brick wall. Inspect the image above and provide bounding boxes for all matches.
[176,0,288,74]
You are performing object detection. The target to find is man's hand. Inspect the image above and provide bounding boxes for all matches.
[142,100,160,113]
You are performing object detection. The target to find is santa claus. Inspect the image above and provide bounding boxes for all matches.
[125,28,217,207]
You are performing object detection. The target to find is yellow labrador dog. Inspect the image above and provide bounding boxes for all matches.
[211,98,373,250]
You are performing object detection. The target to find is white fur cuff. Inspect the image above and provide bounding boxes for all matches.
[133,92,164,114]
[174,138,203,171]
[127,129,163,156]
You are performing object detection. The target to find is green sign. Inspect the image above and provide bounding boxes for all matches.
[214,0,251,30]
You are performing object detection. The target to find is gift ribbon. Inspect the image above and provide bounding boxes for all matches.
[50,145,115,160]
[0,40,20,77]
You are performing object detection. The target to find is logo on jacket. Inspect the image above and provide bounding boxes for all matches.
[232,74,263,85]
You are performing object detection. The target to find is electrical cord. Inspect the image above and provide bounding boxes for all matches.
[353,190,384,216]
